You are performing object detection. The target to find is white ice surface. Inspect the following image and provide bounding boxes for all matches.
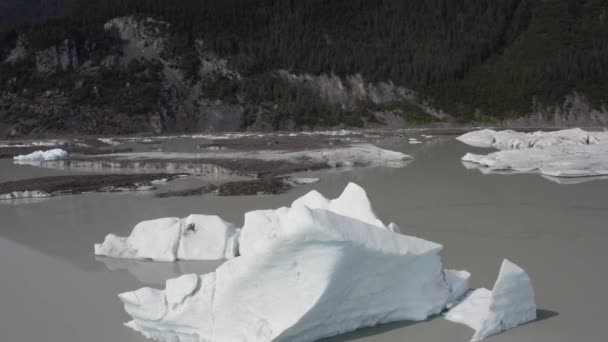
[120,205,452,342]
[459,129,608,178]
[445,259,537,341]
[112,184,537,342]
[290,182,387,229]
[456,128,604,150]
[462,142,608,178]
[117,183,485,342]
[13,148,69,163]
[95,215,238,261]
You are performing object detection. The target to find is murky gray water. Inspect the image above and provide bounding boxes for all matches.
[1,137,607,342]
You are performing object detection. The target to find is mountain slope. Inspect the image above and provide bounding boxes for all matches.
[0,0,606,137]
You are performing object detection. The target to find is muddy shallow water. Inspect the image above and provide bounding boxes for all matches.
[1,136,607,342]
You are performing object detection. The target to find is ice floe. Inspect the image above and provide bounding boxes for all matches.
[95,215,239,261]
[108,183,536,341]
[13,148,69,163]
[445,259,536,341]
[459,129,608,180]
[456,128,604,150]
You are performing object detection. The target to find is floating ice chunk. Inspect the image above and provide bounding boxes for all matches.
[291,182,387,229]
[457,128,605,150]
[459,128,608,179]
[283,177,320,185]
[0,190,52,200]
[456,129,498,148]
[95,215,238,261]
[120,204,452,342]
[445,259,536,341]
[98,138,121,146]
[461,143,608,178]
[13,148,69,163]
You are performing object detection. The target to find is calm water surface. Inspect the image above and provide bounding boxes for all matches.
[1,136,607,342]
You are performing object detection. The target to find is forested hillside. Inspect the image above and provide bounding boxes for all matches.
[0,0,607,136]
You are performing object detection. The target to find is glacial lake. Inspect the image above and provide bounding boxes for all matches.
[1,135,607,342]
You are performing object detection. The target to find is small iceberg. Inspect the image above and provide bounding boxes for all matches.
[445,259,537,341]
[13,148,69,163]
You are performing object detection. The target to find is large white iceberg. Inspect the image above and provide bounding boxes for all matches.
[13,148,69,163]
[462,142,608,178]
[110,183,535,342]
[445,259,537,341]
[120,205,456,341]
[456,128,603,150]
[95,215,239,261]
[458,129,608,179]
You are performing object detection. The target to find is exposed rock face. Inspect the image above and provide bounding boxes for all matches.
[35,39,80,75]
[277,70,451,120]
[277,71,413,106]
[104,16,169,62]
[3,35,27,64]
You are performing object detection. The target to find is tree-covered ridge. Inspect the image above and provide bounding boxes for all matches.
[1,0,607,126]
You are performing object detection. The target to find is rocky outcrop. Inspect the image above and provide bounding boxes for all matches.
[104,16,169,62]
[3,35,27,64]
[277,70,451,121]
[35,39,81,75]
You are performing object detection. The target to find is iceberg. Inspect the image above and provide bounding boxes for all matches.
[462,143,608,178]
[120,204,455,342]
[110,183,536,342]
[456,128,603,150]
[445,259,537,341]
[459,129,608,179]
[95,215,239,261]
[13,148,69,163]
